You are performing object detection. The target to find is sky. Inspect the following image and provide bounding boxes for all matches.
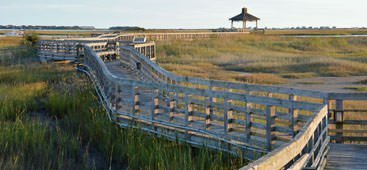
[1,0,366,29]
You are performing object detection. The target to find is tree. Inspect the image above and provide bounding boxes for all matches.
[23,33,39,47]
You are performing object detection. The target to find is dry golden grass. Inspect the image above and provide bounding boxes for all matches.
[157,35,367,84]
[0,37,23,48]
[265,29,367,35]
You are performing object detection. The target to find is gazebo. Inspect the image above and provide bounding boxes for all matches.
[229,7,260,31]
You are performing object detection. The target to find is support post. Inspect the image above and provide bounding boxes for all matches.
[335,99,344,143]
[289,94,299,136]
[243,20,247,31]
[205,105,212,128]
[227,109,234,132]
[184,93,191,139]
[266,105,276,151]
[169,99,176,121]
[116,84,122,111]
[134,93,140,114]
[246,91,253,142]
[152,88,159,120]
[188,103,193,122]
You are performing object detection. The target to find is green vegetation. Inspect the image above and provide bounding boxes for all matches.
[23,33,39,47]
[0,39,243,169]
[359,79,367,85]
[157,35,367,84]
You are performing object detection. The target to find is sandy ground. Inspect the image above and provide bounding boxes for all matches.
[281,76,367,93]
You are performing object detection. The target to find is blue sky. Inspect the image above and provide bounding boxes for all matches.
[1,0,366,28]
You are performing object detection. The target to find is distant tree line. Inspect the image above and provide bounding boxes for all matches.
[109,26,145,31]
[0,25,95,30]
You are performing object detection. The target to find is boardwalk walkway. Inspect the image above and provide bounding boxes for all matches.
[38,35,367,170]
[105,61,142,80]
[326,144,367,170]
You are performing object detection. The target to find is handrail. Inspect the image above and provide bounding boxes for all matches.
[241,106,328,169]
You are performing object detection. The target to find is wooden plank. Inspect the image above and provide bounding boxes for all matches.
[326,144,367,170]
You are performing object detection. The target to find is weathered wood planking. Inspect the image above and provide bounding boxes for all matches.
[326,144,367,170]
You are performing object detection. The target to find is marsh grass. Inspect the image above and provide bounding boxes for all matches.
[157,35,367,84]
[0,37,23,48]
[264,29,367,35]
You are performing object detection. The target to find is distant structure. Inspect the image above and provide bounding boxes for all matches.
[229,7,260,31]
[5,30,24,37]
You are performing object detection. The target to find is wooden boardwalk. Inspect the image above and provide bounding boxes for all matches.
[38,35,367,170]
[326,144,367,170]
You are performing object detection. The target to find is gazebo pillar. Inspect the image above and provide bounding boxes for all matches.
[231,20,234,29]
[243,20,246,31]
[256,20,258,29]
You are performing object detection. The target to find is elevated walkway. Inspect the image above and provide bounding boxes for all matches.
[326,144,367,170]
[38,34,367,170]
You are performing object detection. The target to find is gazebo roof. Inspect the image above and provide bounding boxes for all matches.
[229,8,260,21]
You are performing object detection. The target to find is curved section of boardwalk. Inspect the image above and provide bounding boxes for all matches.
[38,34,367,170]
[326,144,367,170]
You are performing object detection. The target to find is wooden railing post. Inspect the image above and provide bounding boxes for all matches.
[107,81,113,109]
[246,91,253,142]
[335,99,344,143]
[207,86,215,129]
[154,97,159,116]
[151,88,159,121]
[266,105,276,151]
[205,105,212,128]
[227,109,234,132]
[169,99,176,121]
[184,93,191,139]
[134,93,140,114]
[188,103,193,122]
[116,84,122,111]
[289,94,299,136]
[111,82,117,109]
[323,97,331,119]
[224,99,229,134]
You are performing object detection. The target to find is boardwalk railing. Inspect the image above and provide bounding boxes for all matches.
[326,94,367,144]
[242,106,329,169]
[119,46,331,169]
[80,45,274,160]
[38,34,367,170]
